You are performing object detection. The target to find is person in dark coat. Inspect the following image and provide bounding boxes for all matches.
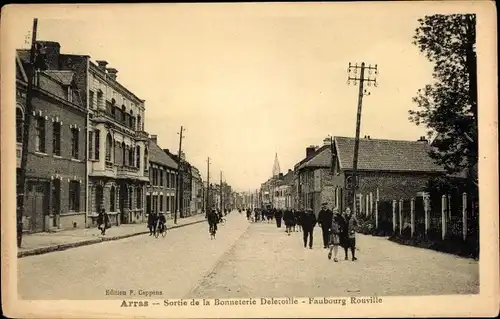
[341,207,358,261]
[147,211,158,236]
[296,209,305,232]
[283,209,293,235]
[275,209,283,228]
[317,202,334,249]
[246,208,251,221]
[301,208,317,249]
[97,208,110,235]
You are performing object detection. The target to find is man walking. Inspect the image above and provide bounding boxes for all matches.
[302,208,317,249]
[318,202,333,249]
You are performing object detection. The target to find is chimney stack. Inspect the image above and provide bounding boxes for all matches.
[417,136,428,143]
[106,68,118,81]
[36,41,61,70]
[150,135,158,144]
[306,145,317,158]
[323,137,331,146]
[96,60,108,72]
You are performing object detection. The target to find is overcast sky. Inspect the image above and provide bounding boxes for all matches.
[8,3,454,192]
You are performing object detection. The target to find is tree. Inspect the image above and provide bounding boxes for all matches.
[409,14,477,185]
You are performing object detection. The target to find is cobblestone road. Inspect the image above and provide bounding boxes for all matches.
[18,213,478,300]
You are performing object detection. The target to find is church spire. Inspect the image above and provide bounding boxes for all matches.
[272,153,281,177]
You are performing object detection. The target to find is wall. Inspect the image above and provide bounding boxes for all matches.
[19,86,87,230]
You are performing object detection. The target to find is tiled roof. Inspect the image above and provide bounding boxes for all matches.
[297,145,331,170]
[148,139,178,169]
[334,136,446,172]
[43,70,74,86]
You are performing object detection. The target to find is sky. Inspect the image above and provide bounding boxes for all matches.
[6,3,449,192]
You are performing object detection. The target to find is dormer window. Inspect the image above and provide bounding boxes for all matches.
[67,86,73,103]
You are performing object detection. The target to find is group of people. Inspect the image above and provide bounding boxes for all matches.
[251,203,359,261]
[147,211,167,236]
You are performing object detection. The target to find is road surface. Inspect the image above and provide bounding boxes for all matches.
[18,212,479,300]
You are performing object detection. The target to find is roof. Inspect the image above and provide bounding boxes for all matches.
[148,139,178,169]
[334,136,446,173]
[297,144,331,170]
[43,70,75,86]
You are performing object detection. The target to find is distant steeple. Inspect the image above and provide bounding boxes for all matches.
[272,153,281,177]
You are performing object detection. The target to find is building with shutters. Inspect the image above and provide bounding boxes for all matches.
[146,135,178,219]
[16,48,87,233]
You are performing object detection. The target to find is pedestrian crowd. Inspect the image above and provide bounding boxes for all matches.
[245,203,358,262]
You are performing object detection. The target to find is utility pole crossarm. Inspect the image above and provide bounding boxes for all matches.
[346,61,379,215]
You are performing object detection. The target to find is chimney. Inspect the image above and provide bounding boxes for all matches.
[279,173,284,179]
[323,137,331,146]
[417,136,428,143]
[106,68,118,81]
[96,60,108,72]
[37,41,60,70]
[150,135,158,144]
[306,145,317,158]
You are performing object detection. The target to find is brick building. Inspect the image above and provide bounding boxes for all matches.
[294,136,446,216]
[16,50,87,232]
[146,135,178,219]
[164,150,192,218]
[330,136,446,214]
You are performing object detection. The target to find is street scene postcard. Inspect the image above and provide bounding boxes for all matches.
[1,1,498,318]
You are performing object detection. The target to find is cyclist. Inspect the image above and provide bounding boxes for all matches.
[208,209,218,235]
[157,212,167,234]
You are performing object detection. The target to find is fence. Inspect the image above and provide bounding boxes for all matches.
[357,190,478,242]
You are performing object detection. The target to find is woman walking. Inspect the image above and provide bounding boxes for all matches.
[341,207,358,261]
[97,208,110,236]
[328,208,343,262]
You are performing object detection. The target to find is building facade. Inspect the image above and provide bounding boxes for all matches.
[86,60,150,226]
[16,49,87,232]
[146,135,178,219]
[191,166,203,214]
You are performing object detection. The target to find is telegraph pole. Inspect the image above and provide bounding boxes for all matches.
[175,126,185,224]
[206,157,210,215]
[18,18,39,248]
[347,62,378,215]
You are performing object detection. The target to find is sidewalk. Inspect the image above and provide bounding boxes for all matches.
[18,213,207,258]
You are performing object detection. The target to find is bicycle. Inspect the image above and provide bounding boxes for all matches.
[154,221,167,238]
[209,223,217,239]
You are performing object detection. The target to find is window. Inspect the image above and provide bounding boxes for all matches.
[52,179,61,214]
[159,195,163,211]
[128,147,133,166]
[89,131,94,159]
[105,133,112,162]
[144,148,148,171]
[89,91,94,109]
[95,129,100,160]
[97,91,103,110]
[35,117,46,153]
[122,142,126,166]
[137,115,142,131]
[129,110,134,128]
[53,122,61,156]
[69,181,80,211]
[110,186,116,212]
[122,106,126,123]
[129,188,134,210]
[71,128,79,159]
[160,170,163,186]
[16,108,23,143]
[136,146,140,168]
[67,87,73,103]
[136,186,142,209]
[166,172,170,188]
